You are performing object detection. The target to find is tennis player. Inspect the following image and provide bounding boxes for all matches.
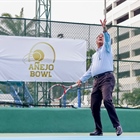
[77,19,123,136]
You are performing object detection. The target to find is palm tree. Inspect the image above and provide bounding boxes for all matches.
[0,8,37,106]
[0,8,35,36]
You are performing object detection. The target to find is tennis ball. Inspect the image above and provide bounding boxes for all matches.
[33,49,44,61]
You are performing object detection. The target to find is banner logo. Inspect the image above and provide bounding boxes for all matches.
[23,42,56,78]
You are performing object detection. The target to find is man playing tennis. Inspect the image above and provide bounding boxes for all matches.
[77,19,123,136]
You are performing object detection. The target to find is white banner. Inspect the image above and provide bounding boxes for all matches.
[0,36,86,82]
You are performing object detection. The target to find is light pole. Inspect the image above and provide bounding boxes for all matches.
[104,0,107,19]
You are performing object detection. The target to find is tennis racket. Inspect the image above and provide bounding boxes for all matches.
[48,83,78,101]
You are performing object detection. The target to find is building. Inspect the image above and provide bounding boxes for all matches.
[106,0,140,27]
[105,0,140,94]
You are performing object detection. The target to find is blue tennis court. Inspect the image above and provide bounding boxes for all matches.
[0,133,140,140]
[1,136,139,140]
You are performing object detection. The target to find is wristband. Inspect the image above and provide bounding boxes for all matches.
[103,26,107,32]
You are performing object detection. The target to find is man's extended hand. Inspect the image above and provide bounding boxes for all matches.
[100,19,107,32]
[76,80,82,87]
[100,19,107,27]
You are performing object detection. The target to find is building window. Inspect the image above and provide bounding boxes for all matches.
[133,70,140,76]
[107,22,112,29]
[119,52,130,59]
[132,48,140,56]
[116,13,129,24]
[119,71,130,78]
[106,4,112,13]
[119,32,129,41]
[134,8,140,16]
[115,0,126,6]
[132,29,140,36]
[107,22,112,26]
[114,32,129,42]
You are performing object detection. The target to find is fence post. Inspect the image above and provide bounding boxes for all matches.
[63,96,66,108]
[77,87,81,108]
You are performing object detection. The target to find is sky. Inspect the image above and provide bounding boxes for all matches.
[0,0,104,24]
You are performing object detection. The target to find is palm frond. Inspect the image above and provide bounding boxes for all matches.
[20,8,24,18]
[20,18,36,36]
[0,26,13,35]
[1,13,12,18]
[0,18,18,35]
[0,8,35,36]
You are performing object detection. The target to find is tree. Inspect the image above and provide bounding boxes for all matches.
[0,8,35,36]
[120,88,140,107]
[86,48,95,69]
[0,8,37,106]
[85,48,95,86]
[120,92,133,107]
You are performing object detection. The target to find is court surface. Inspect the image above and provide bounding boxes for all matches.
[0,133,140,140]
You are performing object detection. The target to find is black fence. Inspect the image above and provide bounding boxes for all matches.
[0,17,140,108]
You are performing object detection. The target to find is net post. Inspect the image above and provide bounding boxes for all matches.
[77,87,81,108]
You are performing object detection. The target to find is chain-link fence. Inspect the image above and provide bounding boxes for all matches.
[0,17,140,108]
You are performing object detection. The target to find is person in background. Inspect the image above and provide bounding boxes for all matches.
[76,19,123,136]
